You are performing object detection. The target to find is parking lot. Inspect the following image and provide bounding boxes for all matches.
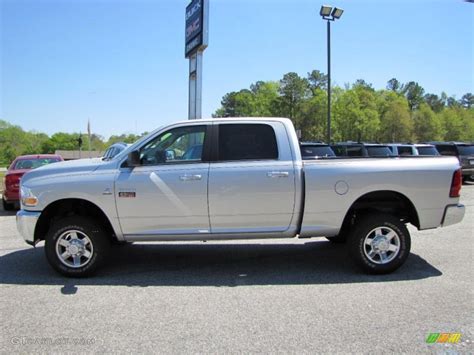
[0,186,473,353]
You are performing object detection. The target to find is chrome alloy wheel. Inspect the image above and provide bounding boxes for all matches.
[363,226,401,264]
[55,230,94,268]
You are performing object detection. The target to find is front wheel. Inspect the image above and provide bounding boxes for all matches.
[45,217,110,277]
[349,214,411,274]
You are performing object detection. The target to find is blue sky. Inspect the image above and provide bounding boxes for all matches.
[1,0,473,138]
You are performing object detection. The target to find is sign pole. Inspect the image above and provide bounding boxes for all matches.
[185,0,208,120]
[188,51,203,120]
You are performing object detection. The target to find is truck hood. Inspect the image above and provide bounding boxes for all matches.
[21,158,105,185]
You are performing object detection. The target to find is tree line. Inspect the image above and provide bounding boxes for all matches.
[213,71,474,143]
[0,119,146,166]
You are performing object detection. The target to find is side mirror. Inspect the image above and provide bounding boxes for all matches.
[127,150,141,167]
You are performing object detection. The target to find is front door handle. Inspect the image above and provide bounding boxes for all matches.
[179,174,202,181]
[267,171,289,178]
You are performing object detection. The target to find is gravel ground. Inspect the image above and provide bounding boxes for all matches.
[0,185,473,353]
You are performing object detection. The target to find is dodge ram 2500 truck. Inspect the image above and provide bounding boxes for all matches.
[16,118,465,277]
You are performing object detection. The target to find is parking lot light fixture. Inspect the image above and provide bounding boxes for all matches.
[331,7,344,19]
[320,5,332,18]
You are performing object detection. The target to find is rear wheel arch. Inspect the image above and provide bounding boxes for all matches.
[35,198,117,243]
[340,190,420,233]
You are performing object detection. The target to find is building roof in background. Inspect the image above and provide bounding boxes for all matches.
[55,150,104,160]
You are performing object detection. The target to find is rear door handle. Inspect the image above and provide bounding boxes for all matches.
[267,171,289,178]
[179,174,202,181]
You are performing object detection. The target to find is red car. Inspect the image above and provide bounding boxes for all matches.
[2,154,63,210]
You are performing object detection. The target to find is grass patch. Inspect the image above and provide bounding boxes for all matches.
[0,172,5,192]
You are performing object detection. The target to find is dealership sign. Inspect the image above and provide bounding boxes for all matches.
[185,0,208,58]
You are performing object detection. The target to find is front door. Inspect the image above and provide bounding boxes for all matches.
[115,124,210,237]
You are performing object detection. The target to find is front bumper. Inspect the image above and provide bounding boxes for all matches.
[16,210,41,245]
[441,204,465,227]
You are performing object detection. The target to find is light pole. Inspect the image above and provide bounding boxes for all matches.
[320,5,343,143]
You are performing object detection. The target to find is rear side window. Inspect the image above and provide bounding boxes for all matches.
[367,146,392,157]
[397,146,414,156]
[417,146,439,156]
[331,146,346,156]
[347,146,363,156]
[300,146,335,158]
[218,124,278,161]
[436,145,457,156]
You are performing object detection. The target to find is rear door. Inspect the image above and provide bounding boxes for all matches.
[208,122,296,234]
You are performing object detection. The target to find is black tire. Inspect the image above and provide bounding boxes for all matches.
[349,214,411,274]
[325,234,347,244]
[2,197,14,211]
[45,216,110,277]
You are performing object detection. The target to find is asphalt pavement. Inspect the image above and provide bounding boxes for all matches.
[0,186,473,353]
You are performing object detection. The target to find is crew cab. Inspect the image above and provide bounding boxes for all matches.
[16,118,465,277]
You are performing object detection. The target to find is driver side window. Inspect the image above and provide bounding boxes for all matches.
[139,125,206,165]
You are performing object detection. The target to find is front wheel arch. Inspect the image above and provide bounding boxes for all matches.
[35,198,118,244]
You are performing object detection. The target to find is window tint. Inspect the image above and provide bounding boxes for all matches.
[436,145,457,156]
[457,145,474,155]
[397,146,414,156]
[14,158,60,170]
[140,125,206,165]
[218,124,278,161]
[331,146,346,156]
[367,146,392,157]
[417,146,439,156]
[347,146,363,156]
[300,145,335,158]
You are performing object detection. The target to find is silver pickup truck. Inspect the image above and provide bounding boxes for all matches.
[17,118,465,277]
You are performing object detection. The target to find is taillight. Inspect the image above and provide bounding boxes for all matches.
[449,169,462,198]
[5,174,20,187]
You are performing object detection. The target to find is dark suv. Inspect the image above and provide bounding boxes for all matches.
[331,142,394,157]
[428,142,474,182]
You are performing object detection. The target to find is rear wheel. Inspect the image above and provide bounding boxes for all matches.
[2,197,14,211]
[349,214,411,274]
[45,217,110,277]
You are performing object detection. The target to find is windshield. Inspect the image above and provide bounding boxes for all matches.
[14,158,60,170]
[457,145,474,155]
[366,146,393,157]
[300,145,335,158]
[111,127,164,161]
[417,146,439,156]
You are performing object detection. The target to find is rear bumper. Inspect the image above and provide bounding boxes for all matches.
[16,210,41,245]
[461,167,474,176]
[441,204,465,227]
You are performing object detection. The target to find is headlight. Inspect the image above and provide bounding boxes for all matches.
[20,185,38,207]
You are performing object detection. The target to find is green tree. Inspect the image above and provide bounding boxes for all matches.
[460,93,473,109]
[413,103,444,141]
[424,93,445,113]
[377,92,414,142]
[402,81,425,111]
[307,70,328,94]
[278,72,311,119]
[250,81,280,116]
[387,78,402,93]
